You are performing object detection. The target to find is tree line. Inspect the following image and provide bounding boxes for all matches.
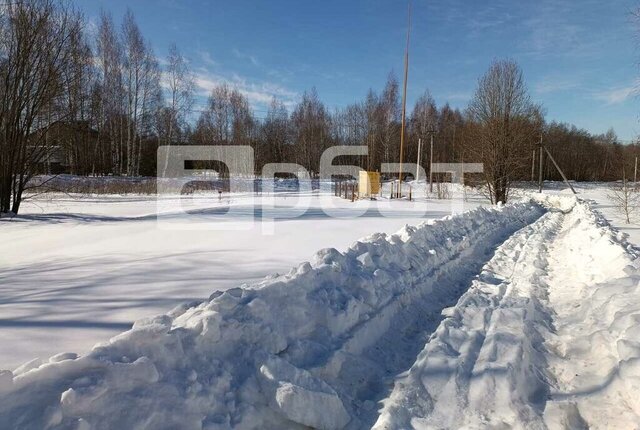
[1,0,637,213]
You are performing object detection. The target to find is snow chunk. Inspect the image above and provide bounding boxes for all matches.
[260,356,350,429]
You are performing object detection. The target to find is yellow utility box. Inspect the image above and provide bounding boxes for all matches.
[359,171,381,197]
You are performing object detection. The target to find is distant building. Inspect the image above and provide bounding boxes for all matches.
[38,145,68,174]
[31,121,99,175]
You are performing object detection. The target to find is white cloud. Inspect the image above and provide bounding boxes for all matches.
[594,85,638,105]
[194,72,299,109]
[199,51,217,67]
[232,48,260,67]
[519,0,608,59]
[534,78,580,94]
[443,92,471,102]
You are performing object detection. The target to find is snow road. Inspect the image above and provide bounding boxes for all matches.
[1,196,639,429]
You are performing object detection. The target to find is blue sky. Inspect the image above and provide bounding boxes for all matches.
[79,0,639,141]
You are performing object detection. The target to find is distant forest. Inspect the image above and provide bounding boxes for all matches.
[1,0,638,213]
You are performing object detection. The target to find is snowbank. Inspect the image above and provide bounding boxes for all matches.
[373,198,640,429]
[0,200,545,429]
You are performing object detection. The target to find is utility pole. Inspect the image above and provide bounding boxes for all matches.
[416,138,422,182]
[543,146,576,195]
[397,2,411,199]
[531,149,536,182]
[537,133,576,195]
[538,135,543,193]
[429,132,434,193]
[634,156,637,186]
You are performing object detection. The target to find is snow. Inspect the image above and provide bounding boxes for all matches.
[2,182,640,429]
[374,195,640,429]
[0,191,537,429]
[0,184,484,370]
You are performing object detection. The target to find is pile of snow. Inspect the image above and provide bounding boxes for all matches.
[374,198,640,429]
[542,198,640,428]
[0,200,545,429]
[374,201,566,429]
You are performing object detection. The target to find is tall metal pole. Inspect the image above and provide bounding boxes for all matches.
[538,135,543,193]
[416,138,422,182]
[531,149,536,182]
[398,2,411,199]
[429,133,434,193]
[634,156,637,185]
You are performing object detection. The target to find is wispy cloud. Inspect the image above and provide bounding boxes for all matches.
[232,48,260,67]
[593,85,638,105]
[520,0,612,59]
[198,51,217,67]
[194,71,299,109]
[443,92,472,103]
[534,77,580,94]
[467,8,514,36]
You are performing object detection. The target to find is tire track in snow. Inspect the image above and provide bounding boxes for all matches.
[373,208,566,429]
[307,209,549,428]
[374,198,640,430]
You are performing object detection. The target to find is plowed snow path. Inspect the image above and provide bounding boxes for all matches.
[2,198,640,430]
[374,200,640,430]
[542,203,640,429]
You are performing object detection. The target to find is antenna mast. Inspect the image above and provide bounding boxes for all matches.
[398,1,411,198]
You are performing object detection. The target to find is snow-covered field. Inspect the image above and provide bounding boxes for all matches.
[0,182,484,371]
[1,181,640,429]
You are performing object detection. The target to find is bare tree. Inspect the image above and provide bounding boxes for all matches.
[609,168,638,224]
[58,16,95,176]
[96,10,125,175]
[290,88,331,175]
[200,83,232,143]
[409,91,438,179]
[122,9,144,176]
[467,60,542,204]
[363,90,379,171]
[260,97,290,166]
[377,73,400,168]
[0,0,85,214]
[121,11,161,176]
[134,45,161,176]
[159,44,193,174]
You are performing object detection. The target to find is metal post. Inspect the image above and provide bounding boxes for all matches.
[397,2,411,200]
[538,136,543,193]
[429,134,434,193]
[634,156,637,185]
[416,138,422,182]
[531,149,536,182]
